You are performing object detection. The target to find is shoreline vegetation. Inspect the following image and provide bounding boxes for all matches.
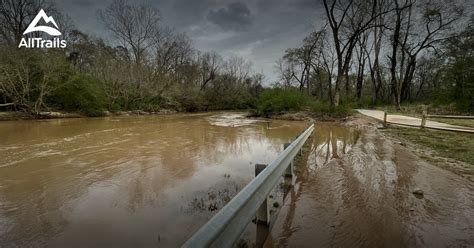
[0,109,350,122]
[1,0,473,124]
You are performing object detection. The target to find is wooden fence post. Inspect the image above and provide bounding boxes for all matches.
[421,111,427,128]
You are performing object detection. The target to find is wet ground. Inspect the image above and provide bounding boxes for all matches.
[0,112,307,247]
[265,121,474,247]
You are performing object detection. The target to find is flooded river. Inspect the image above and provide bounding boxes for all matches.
[0,112,308,247]
[1,113,472,247]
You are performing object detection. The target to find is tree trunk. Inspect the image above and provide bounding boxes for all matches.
[389,2,402,111]
[401,59,417,101]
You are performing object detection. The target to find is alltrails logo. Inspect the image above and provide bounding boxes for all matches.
[18,9,67,48]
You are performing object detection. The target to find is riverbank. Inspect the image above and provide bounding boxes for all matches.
[0,110,178,121]
[248,110,352,122]
[0,109,351,122]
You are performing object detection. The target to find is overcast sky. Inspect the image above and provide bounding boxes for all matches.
[56,0,326,83]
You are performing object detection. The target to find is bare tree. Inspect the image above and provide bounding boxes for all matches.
[323,0,390,107]
[278,30,323,94]
[98,0,161,65]
[360,0,387,104]
[223,56,252,83]
[319,29,338,105]
[387,0,461,109]
[153,30,194,78]
[276,58,295,88]
[0,0,56,44]
[281,47,309,90]
[354,31,369,99]
[198,51,221,91]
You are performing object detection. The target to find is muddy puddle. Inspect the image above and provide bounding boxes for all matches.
[0,112,308,247]
[265,124,474,247]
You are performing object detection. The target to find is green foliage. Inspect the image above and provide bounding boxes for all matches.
[257,88,311,116]
[437,24,474,112]
[310,100,352,116]
[256,87,353,117]
[0,48,73,114]
[50,74,107,116]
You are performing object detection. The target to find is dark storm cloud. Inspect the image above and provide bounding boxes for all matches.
[162,0,216,27]
[56,0,323,82]
[207,2,254,31]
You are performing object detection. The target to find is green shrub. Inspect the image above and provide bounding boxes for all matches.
[309,100,331,113]
[257,88,311,116]
[50,74,107,116]
[310,100,351,116]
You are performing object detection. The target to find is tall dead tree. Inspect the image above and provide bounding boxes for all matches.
[323,0,389,107]
[98,0,161,66]
[355,31,369,100]
[388,0,461,110]
[198,52,221,91]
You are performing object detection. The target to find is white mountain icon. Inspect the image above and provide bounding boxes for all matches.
[23,9,61,36]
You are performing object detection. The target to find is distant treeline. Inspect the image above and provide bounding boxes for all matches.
[0,0,473,117]
[276,0,473,113]
[0,0,264,116]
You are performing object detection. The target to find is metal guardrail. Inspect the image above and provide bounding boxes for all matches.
[182,123,314,248]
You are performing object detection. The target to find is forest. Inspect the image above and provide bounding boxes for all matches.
[0,0,473,117]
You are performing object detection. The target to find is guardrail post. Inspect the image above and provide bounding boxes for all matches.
[383,111,388,127]
[283,143,293,178]
[421,111,427,128]
[255,164,269,225]
[182,124,314,247]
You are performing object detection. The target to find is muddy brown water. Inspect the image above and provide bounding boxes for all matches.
[265,124,474,247]
[0,112,308,247]
[1,113,472,247]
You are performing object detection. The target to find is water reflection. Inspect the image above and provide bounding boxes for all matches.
[0,112,306,247]
[266,123,474,247]
[306,123,359,170]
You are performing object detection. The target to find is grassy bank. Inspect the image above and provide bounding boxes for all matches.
[0,110,180,121]
[382,127,474,173]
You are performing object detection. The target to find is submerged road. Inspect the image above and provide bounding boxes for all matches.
[265,120,474,247]
[357,109,474,133]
